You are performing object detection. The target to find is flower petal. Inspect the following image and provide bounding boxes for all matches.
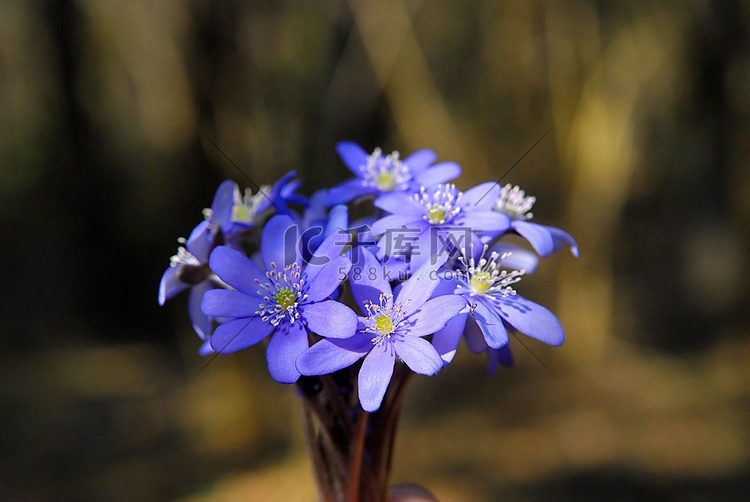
[350,247,393,309]
[305,256,350,302]
[186,220,212,263]
[266,321,308,383]
[432,313,468,364]
[545,224,580,257]
[201,289,261,318]
[210,180,237,233]
[396,251,448,315]
[474,299,509,349]
[403,148,437,172]
[209,246,266,294]
[370,214,423,237]
[305,230,351,283]
[336,141,369,175]
[464,316,489,353]
[413,162,461,187]
[497,294,565,346]
[261,214,300,269]
[159,267,187,305]
[189,281,214,340]
[513,220,554,257]
[462,182,500,210]
[459,211,511,232]
[296,335,371,375]
[210,317,274,354]
[373,193,423,216]
[397,336,444,376]
[326,179,372,206]
[405,295,469,336]
[358,345,395,412]
[303,300,358,339]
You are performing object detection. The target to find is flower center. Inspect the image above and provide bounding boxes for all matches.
[493,184,535,220]
[415,184,462,225]
[232,185,269,224]
[274,287,296,310]
[457,246,524,298]
[257,262,308,326]
[362,294,408,345]
[361,148,412,192]
[169,241,201,268]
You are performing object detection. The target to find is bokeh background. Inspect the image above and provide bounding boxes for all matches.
[2,0,749,500]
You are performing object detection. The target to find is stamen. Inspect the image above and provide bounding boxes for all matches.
[414,184,462,225]
[232,185,269,224]
[256,262,308,326]
[362,293,408,345]
[361,148,413,192]
[456,245,524,298]
[169,244,201,267]
[493,184,535,220]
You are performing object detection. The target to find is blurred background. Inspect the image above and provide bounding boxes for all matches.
[2,0,749,500]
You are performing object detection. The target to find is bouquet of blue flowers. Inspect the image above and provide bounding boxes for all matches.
[160,142,577,501]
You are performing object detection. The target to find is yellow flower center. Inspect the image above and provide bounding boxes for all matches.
[427,205,446,224]
[376,171,396,191]
[274,288,297,309]
[470,271,493,294]
[374,314,395,335]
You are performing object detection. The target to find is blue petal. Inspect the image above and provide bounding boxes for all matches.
[459,211,510,232]
[370,214,423,237]
[373,193,423,216]
[350,247,393,309]
[396,336,444,375]
[201,289,261,318]
[396,251,449,315]
[474,300,509,349]
[305,229,351,283]
[261,214,300,269]
[358,344,395,412]
[302,300,358,339]
[305,256,350,302]
[462,182,500,210]
[545,224,580,257]
[513,220,554,257]
[159,267,187,305]
[208,246,266,294]
[266,321,308,383]
[402,148,437,172]
[210,180,237,232]
[210,317,274,354]
[186,220,212,263]
[432,313,468,363]
[326,179,372,206]
[497,294,565,346]
[464,316,489,353]
[491,243,539,273]
[413,162,461,187]
[296,335,371,375]
[336,141,370,175]
[189,281,214,340]
[405,295,469,336]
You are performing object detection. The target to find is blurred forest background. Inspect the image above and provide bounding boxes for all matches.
[2,0,749,500]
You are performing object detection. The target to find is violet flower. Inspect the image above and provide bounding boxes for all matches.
[201,214,358,383]
[370,182,510,271]
[325,142,461,205]
[492,184,578,257]
[432,245,564,367]
[296,247,467,411]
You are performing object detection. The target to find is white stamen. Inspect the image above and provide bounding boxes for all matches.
[256,262,308,326]
[169,244,201,267]
[456,245,524,298]
[362,293,408,346]
[361,148,413,192]
[493,184,535,220]
[414,183,462,225]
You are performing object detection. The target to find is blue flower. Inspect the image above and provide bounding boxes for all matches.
[370,182,510,271]
[296,247,467,411]
[201,214,358,383]
[432,246,564,368]
[492,184,578,257]
[325,142,461,205]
